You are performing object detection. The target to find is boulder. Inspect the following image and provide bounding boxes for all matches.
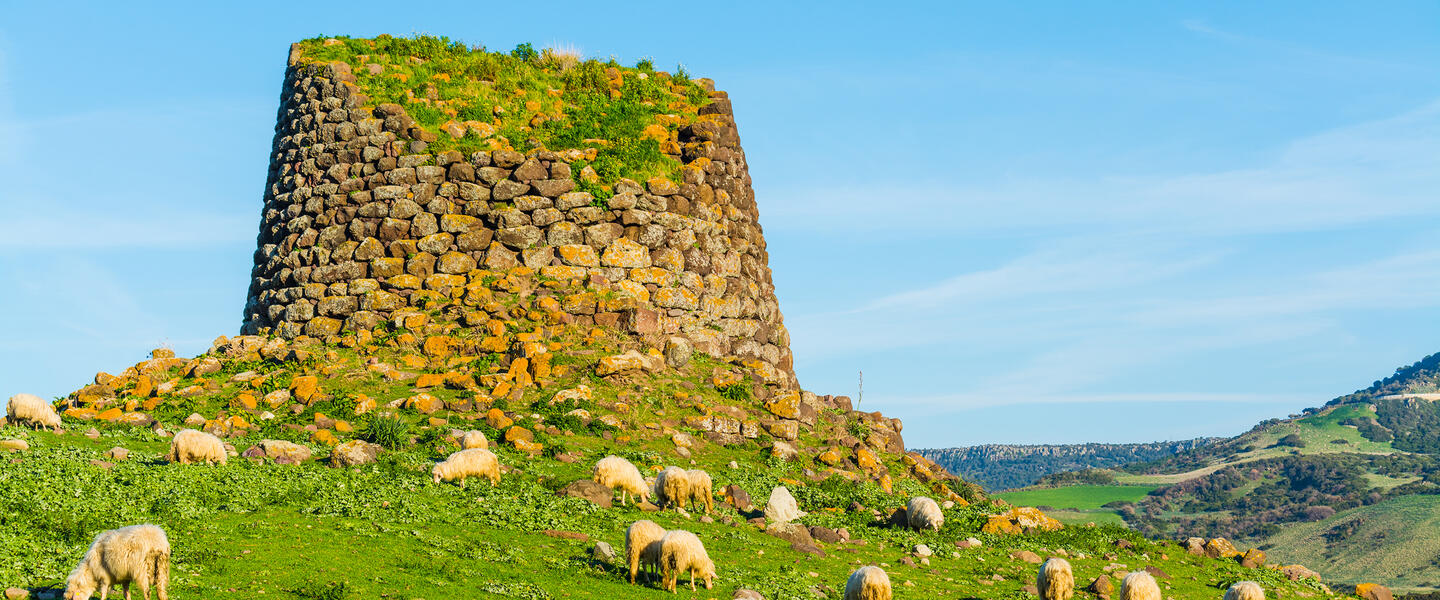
[1280,564,1321,581]
[331,440,382,467]
[1356,584,1393,600]
[809,526,843,544]
[591,541,617,564]
[1240,547,1266,568]
[763,485,805,524]
[560,479,613,508]
[1010,550,1042,564]
[1204,537,1240,559]
[764,522,813,546]
[733,590,764,600]
[105,447,129,461]
[0,439,28,452]
[1185,537,1205,556]
[724,484,754,512]
[1088,575,1113,597]
[256,439,312,464]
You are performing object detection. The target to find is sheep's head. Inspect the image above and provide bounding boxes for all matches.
[699,559,716,588]
[64,572,95,600]
[431,464,444,483]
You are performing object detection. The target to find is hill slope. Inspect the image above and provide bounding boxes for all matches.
[996,351,1440,589]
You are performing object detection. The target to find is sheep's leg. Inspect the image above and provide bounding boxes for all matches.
[123,581,133,600]
[689,568,697,591]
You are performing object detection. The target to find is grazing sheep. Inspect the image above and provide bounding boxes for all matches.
[6,393,62,432]
[625,519,666,584]
[458,430,488,450]
[594,455,649,506]
[165,429,227,465]
[64,524,170,600]
[844,565,892,600]
[658,530,715,593]
[686,469,714,514]
[655,466,691,511]
[1037,557,1074,600]
[431,448,501,488]
[1120,572,1160,600]
[906,496,944,531]
[1225,582,1265,600]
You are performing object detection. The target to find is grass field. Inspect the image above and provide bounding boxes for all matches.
[996,485,1158,511]
[1264,494,1440,590]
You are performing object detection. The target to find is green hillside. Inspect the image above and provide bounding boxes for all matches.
[0,333,1322,599]
[1264,495,1440,591]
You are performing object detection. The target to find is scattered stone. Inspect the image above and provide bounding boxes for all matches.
[84,428,101,440]
[1010,550,1042,564]
[1280,564,1321,581]
[1143,565,1170,580]
[1088,575,1113,597]
[5,587,29,599]
[913,544,932,557]
[1185,537,1205,556]
[733,590,764,600]
[591,541,617,564]
[0,440,29,452]
[331,440,382,467]
[1204,537,1239,559]
[560,479,613,508]
[255,439,313,464]
[1241,547,1266,568]
[105,447,129,461]
[1357,584,1393,600]
[725,484,754,512]
[764,486,805,524]
[809,526,843,544]
[543,529,589,542]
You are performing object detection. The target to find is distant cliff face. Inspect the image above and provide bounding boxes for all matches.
[917,439,1218,491]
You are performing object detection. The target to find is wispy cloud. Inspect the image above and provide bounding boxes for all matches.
[1180,19,1420,73]
[875,390,1314,412]
[766,100,1440,236]
[0,212,253,249]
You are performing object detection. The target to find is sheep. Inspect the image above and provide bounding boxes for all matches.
[6,393,62,432]
[686,469,714,514]
[906,496,944,531]
[458,429,488,450]
[1037,557,1074,600]
[1225,582,1265,600]
[1119,572,1160,600]
[625,519,666,584]
[593,455,649,506]
[431,448,500,488]
[165,429,227,465]
[655,466,691,511]
[64,524,170,600]
[658,529,715,593]
[844,565,892,600]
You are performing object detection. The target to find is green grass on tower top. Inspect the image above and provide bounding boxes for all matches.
[293,34,716,198]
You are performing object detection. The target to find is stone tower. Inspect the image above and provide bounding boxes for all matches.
[242,41,796,388]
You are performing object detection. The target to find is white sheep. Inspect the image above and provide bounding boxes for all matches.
[658,529,715,593]
[1225,582,1265,600]
[431,448,501,488]
[686,469,714,514]
[906,496,944,531]
[655,466,691,511]
[6,393,62,432]
[593,455,649,506]
[458,429,489,450]
[625,519,666,584]
[165,429,227,465]
[1037,557,1074,600]
[1120,572,1160,600]
[64,524,170,600]
[844,565,892,600]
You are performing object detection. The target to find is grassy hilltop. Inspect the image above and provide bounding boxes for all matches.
[0,35,1338,600]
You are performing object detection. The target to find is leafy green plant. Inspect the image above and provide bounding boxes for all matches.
[717,383,750,402]
[510,42,537,61]
[290,580,350,600]
[362,415,411,450]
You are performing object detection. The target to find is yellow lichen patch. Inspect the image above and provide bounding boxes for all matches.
[982,507,1064,535]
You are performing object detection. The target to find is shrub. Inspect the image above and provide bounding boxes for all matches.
[362,415,411,450]
[717,383,750,402]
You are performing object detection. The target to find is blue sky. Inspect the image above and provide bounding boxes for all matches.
[2,2,1438,448]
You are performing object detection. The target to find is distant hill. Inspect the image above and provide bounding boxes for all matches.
[992,350,1440,588]
[916,439,1218,491]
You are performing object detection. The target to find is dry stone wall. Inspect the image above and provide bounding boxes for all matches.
[243,54,796,388]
